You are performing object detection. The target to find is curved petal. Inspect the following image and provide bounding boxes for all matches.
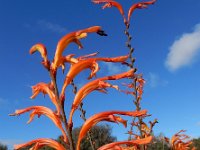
[68,68,133,125]
[14,138,65,150]
[60,59,100,98]
[60,55,130,99]
[10,106,68,143]
[51,26,104,72]
[30,43,50,69]
[92,0,126,23]
[128,0,156,24]
[76,110,147,150]
[98,136,153,150]
[68,80,119,125]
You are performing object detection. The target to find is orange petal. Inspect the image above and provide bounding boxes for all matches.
[92,0,126,23]
[60,55,129,99]
[128,0,156,24]
[14,138,65,150]
[76,110,147,150]
[30,43,50,69]
[10,106,68,143]
[68,80,119,125]
[51,26,103,72]
[60,59,99,98]
[68,68,134,125]
[30,82,60,114]
[98,136,153,150]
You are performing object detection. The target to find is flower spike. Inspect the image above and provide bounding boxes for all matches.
[51,26,105,72]
[10,106,68,143]
[76,110,147,150]
[14,138,66,150]
[92,0,126,23]
[98,136,153,150]
[29,43,50,69]
[128,0,156,24]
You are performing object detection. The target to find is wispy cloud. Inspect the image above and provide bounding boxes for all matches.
[147,72,168,88]
[100,62,129,75]
[0,97,8,108]
[37,20,68,34]
[165,23,200,71]
[24,20,68,34]
[197,122,200,127]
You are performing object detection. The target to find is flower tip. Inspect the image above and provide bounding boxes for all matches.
[97,30,107,36]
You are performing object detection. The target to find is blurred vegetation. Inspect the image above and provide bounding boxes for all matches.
[2,130,200,150]
[0,142,7,150]
[13,124,116,150]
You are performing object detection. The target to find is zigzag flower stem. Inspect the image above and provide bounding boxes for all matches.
[124,23,145,147]
[71,80,96,150]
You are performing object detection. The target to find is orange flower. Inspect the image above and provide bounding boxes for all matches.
[10,106,68,143]
[98,136,153,150]
[76,110,147,150]
[51,26,105,72]
[14,138,66,150]
[60,55,129,99]
[165,130,195,150]
[68,80,119,126]
[92,0,126,23]
[128,0,156,24]
[30,43,50,69]
[60,59,99,98]
[30,82,60,114]
[60,52,99,73]
[68,68,134,125]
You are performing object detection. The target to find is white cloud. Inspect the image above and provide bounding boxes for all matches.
[165,23,200,71]
[37,20,68,34]
[147,73,168,88]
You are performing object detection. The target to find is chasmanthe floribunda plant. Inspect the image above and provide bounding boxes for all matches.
[8,1,174,150]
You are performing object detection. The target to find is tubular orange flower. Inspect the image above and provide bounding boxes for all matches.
[51,26,105,72]
[68,80,119,126]
[128,0,156,24]
[60,55,129,98]
[30,43,50,69]
[60,59,99,98]
[30,82,60,114]
[10,106,68,143]
[76,110,147,150]
[92,0,126,23]
[68,68,134,125]
[14,138,66,150]
[165,130,195,150]
[98,136,153,150]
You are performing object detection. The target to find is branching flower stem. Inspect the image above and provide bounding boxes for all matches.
[49,71,75,150]
[71,80,96,150]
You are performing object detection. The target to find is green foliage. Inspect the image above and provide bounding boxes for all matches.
[0,142,7,150]
[191,137,200,150]
[72,124,116,150]
[147,133,170,150]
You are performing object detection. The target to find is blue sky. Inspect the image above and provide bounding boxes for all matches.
[0,0,200,149]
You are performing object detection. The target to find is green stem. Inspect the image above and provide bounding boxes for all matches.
[49,71,75,150]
